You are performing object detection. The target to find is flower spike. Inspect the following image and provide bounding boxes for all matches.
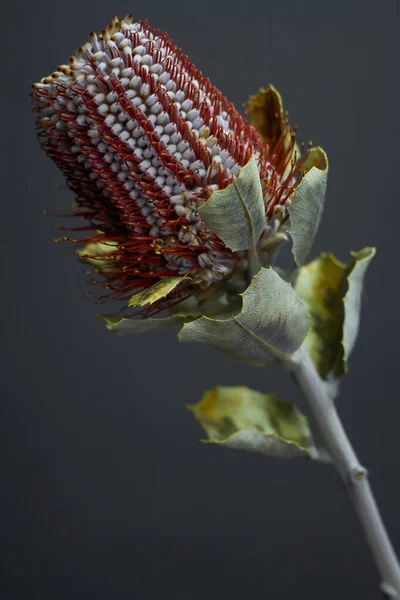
[32,15,305,313]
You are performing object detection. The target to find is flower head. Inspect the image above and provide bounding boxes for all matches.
[32,15,304,314]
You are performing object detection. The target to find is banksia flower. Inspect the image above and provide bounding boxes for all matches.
[32,14,308,315]
[32,19,397,600]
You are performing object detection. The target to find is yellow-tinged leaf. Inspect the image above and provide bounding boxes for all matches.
[248,87,329,266]
[295,253,345,378]
[246,85,298,178]
[247,85,285,149]
[128,276,185,308]
[301,146,328,174]
[188,386,316,459]
[77,240,119,272]
[295,247,376,378]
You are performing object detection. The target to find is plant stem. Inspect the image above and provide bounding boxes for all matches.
[290,346,400,599]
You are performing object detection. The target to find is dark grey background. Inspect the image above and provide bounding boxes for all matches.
[1,1,399,598]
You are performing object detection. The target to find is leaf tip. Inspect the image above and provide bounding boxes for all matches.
[350,246,376,261]
[302,146,329,174]
[97,315,116,332]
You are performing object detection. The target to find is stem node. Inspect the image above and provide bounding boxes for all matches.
[351,466,368,482]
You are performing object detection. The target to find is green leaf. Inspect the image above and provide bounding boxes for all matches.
[294,247,376,378]
[288,147,329,265]
[188,386,316,459]
[199,157,266,267]
[77,240,119,272]
[179,268,308,366]
[100,313,185,336]
[128,276,185,307]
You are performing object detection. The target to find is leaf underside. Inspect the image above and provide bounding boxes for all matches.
[179,268,309,366]
[288,147,329,266]
[100,313,185,336]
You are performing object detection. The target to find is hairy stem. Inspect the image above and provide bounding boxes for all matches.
[290,346,400,599]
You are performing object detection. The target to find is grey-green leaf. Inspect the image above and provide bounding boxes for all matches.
[288,147,328,265]
[343,248,376,361]
[199,157,266,255]
[179,268,308,366]
[188,386,316,459]
[100,314,185,336]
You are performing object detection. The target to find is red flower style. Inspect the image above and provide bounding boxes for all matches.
[32,14,302,312]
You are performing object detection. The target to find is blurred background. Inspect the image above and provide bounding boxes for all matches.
[1,1,399,598]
